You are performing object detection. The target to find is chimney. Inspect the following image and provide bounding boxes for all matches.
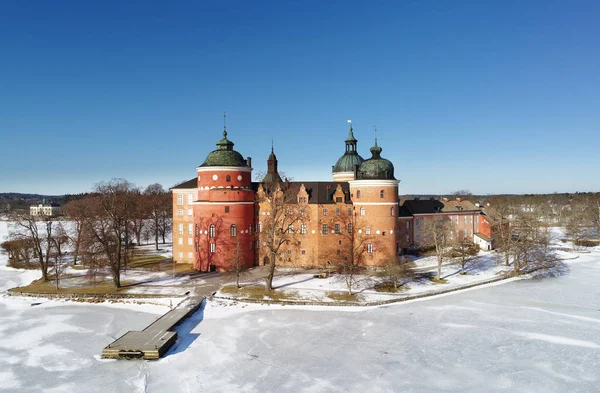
[475,202,480,207]
[442,197,449,202]
[246,157,252,168]
[455,197,461,202]
[486,202,490,207]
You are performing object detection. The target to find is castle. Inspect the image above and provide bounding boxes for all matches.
[172,124,494,271]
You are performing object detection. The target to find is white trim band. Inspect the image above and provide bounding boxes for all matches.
[196,166,252,173]
[352,202,399,206]
[192,201,254,205]
[348,180,400,187]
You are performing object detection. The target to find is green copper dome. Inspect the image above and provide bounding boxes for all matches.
[333,128,364,173]
[356,139,396,180]
[200,130,248,167]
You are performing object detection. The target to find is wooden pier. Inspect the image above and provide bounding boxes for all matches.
[101,296,205,360]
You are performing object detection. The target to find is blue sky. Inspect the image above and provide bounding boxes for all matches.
[1,0,599,195]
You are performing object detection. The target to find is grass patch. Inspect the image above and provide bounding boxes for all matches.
[373,282,409,293]
[220,285,299,301]
[12,278,135,295]
[431,277,448,284]
[326,292,362,302]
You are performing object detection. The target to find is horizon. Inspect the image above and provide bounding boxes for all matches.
[2,1,599,195]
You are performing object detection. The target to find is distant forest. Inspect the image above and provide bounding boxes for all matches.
[0,193,91,213]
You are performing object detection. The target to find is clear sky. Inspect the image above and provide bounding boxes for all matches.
[1,0,599,196]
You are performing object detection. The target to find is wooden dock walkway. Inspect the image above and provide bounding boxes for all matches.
[101,296,205,360]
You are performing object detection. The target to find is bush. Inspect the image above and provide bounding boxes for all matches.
[574,239,600,247]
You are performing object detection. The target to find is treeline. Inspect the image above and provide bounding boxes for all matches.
[1,179,172,288]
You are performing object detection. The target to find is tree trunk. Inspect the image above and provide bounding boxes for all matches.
[266,252,276,291]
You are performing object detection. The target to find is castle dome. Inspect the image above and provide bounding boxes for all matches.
[356,139,395,180]
[200,130,247,167]
[332,128,364,174]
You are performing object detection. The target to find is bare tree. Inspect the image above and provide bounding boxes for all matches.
[487,199,514,267]
[81,179,139,288]
[144,184,170,250]
[232,235,247,288]
[257,181,303,291]
[62,198,91,265]
[382,256,415,290]
[328,209,379,295]
[451,238,478,275]
[195,215,226,271]
[9,213,56,281]
[421,216,452,280]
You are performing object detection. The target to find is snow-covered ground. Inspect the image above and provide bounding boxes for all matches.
[216,251,512,303]
[1,220,600,392]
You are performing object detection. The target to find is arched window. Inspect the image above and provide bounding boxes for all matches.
[195,224,199,236]
[209,225,216,238]
[356,190,361,199]
[226,175,231,182]
[380,190,385,198]
[230,224,237,237]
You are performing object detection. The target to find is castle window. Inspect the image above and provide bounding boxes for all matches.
[367,243,373,254]
[301,250,306,255]
[288,224,294,234]
[405,221,410,230]
[178,209,183,216]
[337,249,341,255]
[336,197,343,203]
[300,208,305,217]
[348,208,353,216]
[323,208,328,216]
[366,227,371,235]
[299,197,307,203]
[405,234,409,243]
[250,242,253,250]
[336,208,340,216]
[382,231,386,236]
[209,225,216,238]
[188,194,194,204]
[249,224,253,234]
[188,238,193,245]
[195,224,199,236]
[226,175,231,182]
[322,224,328,235]
[347,223,353,233]
[210,243,216,253]
[356,190,361,199]
[334,223,341,234]
[390,207,395,216]
[301,224,307,234]
[360,207,365,216]
[416,218,420,227]
[178,238,183,245]
[230,224,237,237]
[225,206,230,213]
[177,194,183,205]
[188,224,193,235]
[178,224,183,235]
[380,190,385,198]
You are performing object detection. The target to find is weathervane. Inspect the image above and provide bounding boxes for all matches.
[373,125,377,142]
[347,119,352,131]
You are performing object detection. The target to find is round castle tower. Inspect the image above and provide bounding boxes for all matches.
[194,129,255,272]
[348,138,400,266]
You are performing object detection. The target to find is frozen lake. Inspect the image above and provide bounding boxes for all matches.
[1,219,599,392]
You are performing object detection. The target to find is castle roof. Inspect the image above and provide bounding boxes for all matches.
[356,139,395,180]
[200,130,248,167]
